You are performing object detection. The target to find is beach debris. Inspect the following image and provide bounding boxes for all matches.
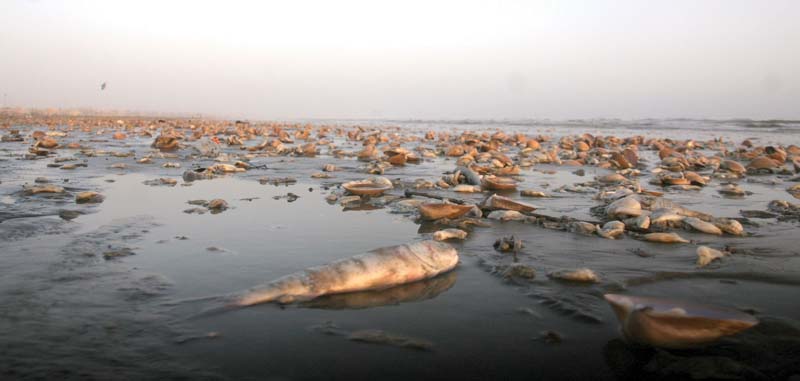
[493,236,523,252]
[183,168,214,182]
[696,246,727,267]
[502,263,536,280]
[75,191,104,204]
[207,198,228,212]
[23,184,65,195]
[348,329,433,351]
[538,330,563,344]
[152,134,181,151]
[58,210,81,220]
[103,248,135,260]
[143,178,178,187]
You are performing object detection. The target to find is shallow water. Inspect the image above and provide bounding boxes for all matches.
[1,118,800,380]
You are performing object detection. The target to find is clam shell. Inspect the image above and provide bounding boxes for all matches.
[343,177,393,196]
[604,294,758,348]
[481,194,537,213]
[419,203,474,221]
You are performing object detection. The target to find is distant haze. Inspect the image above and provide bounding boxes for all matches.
[1,0,798,120]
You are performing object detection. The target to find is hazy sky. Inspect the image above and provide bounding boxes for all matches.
[1,0,798,119]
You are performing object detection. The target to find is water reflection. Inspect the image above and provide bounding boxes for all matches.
[303,271,457,310]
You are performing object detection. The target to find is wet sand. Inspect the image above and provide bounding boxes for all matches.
[1,116,800,380]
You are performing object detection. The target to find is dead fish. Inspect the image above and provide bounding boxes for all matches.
[232,241,459,306]
[568,221,597,235]
[650,208,684,224]
[623,215,650,231]
[606,195,642,219]
[598,221,625,239]
[548,268,599,283]
[456,165,482,185]
[520,190,547,198]
[642,232,689,243]
[604,294,758,348]
[712,218,744,236]
[696,246,726,267]
[682,217,723,235]
[453,184,481,193]
[487,210,525,221]
[432,229,468,241]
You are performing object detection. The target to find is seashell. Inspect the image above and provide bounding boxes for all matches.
[684,171,708,186]
[597,173,627,184]
[747,156,780,171]
[419,203,474,221]
[482,175,518,191]
[343,177,393,196]
[603,294,758,348]
[480,194,537,213]
[720,160,746,174]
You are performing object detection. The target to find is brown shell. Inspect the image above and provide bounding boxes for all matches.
[482,176,518,191]
[418,203,474,220]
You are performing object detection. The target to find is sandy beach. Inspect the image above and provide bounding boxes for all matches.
[1,114,799,379]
